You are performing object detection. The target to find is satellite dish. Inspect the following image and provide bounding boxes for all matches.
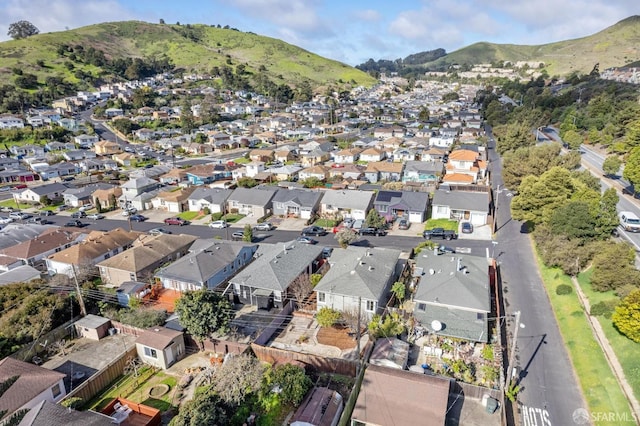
[431,320,442,332]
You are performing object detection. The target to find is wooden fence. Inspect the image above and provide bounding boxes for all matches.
[63,347,138,404]
[111,321,145,337]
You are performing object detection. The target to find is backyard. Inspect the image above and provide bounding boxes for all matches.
[537,257,634,424]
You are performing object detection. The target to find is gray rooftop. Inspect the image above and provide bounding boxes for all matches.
[228,186,278,205]
[374,190,429,212]
[22,182,69,196]
[73,314,111,330]
[431,189,490,211]
[272,188,323,208]
[318,189,374,211]
[404,160,444,174]
[18,400,115,426]
[0,224,57,250]
[315,246,401,300]
[188,187,233,204]
[0,265,41,286]
[231,240,323,292]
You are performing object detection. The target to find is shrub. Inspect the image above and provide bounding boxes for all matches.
[556,284,573,295]
[211,212,223,221]
[61,397,83,409]
[590,300,619,319]
[316,307,341,328]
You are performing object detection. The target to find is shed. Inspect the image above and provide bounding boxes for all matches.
[369,337,410,370]
[116,281,149,307]
[135,326,185,370]
[290,387,343,426]
[73,314,112,341]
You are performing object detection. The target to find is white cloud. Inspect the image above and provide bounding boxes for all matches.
[353,9,381,22]
[0,0,137,41]
[222,0,324,32]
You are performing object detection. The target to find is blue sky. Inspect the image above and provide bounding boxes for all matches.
[1,0,638,65]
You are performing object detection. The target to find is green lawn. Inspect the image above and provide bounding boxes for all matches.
[233,157,250,164]
[0,199,32,210]
[314,218,338,228]
[577,269,640,405]
[177,211,201,221]
[537,258,634,424]
[424,218,458,231]
[222,213,245,223]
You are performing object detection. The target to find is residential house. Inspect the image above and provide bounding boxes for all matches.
[315,246,402,319]
[230,240,323,310]
[419,146,448,162]
[92,186,123,210]
[373,190,430,223]
[0,255,23,273]
[442,173,476,185]
[0,228,88,269]
[14,182,68,204]
[0,358,67,422]
[45,228,141,276]
[159,168,188,185]
[105,107,124,118]
[185,164,216,185]
[0,224,56,251]
[444,149,483,183]
[135,127,156,141]
[373,126,405,139]
[272,188,323,219]
[0,115,25,129]
[299,143,332,167]
[245,161,265,178]
[34,162,81,181]
[98,233,196,286]
[74,134,99,148]
[430,188,490,226]
[327,164,364,181]
[249,148,275,163]
[0,265,41,285]
[267,165,302,182]
[318,189,374,220]
[119,176,159,204]
[93,140,121,156]
[392,147,416,163]
[363,161,404,183]
[412,252,491,342]
[135,326,185,370]
[274,148,295,163]
[63,183,115,207]
[44,141,74,152]
[78,158,118,173]
[402,160,444,185]
[333,147,362,164]
[63,150,96,162]
[298,165,329,182]
[227,187,278,217]
[359,147,385,163]
[112,152,136,167]
[155,239,258,292]
[429,135,455,148]
[187,187,232,213]
[18,400,117,426]
[352,364,451,426]
[151,186,196,213]
[10,144,45,157]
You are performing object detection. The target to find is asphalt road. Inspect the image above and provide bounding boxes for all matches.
[488,129,587,426]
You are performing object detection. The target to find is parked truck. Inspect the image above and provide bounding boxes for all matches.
[423,227,458,240]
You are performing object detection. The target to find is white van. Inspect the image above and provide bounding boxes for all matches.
[619,211,640,232]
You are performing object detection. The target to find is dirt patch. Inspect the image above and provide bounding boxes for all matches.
[316,325,356,350]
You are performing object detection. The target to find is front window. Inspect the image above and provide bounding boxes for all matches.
[51,383,61,398]
[417,303,426,312]
[144,347,157,359]
[365,300,375,312]
[318,292,325,303]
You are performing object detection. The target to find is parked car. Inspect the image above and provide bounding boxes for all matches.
[352,219,364,230]
[71,211,86,219]
[28,217,51,225]
[296,236,318,245]
[209,220,228,229]
[0,206,15,213]
[11,184,27,190]
[231,231,246,241]
[129,214,148,222]
[57,204,69,212]
[342,218,355,228]
[436,245,456,255]
[398,219,410,230]
[301,226,327,236]
[461,222,474,234]
[62,176,75,182]
[149,228,172,235]
[0,216,14,224]
[359,227,387,236]
[78,204,94,212]
[423,228,457,240]
[9,212,31,220]
[254,222,275,231]
[39,210,54,216]
[0,186,11,192]
[322,247,333,258]
[65,220,86,227]
[87,213,105,220]
[164,217,189,226]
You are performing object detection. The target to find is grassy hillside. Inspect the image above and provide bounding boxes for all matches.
[0,21,376,89]
[424,15,640,76]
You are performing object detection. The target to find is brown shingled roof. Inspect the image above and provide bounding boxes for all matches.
[47,228,141,265]
[135,326,183,350]
[0,357,66,420]
[1,229,85,260]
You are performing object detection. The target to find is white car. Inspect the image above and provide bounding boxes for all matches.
[78,204,94,212]
[209,220,228,229]
[87,213,105,220]
[0,216,13,224]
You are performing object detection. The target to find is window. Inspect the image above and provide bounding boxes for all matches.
[437,206,448,215]
[51,383,61,398]
[417,303,426,312]
[144,347,157,359]
[365,300,375,312]
[318,292,325,303]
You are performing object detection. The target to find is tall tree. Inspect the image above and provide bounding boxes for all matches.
[7,21,39,39]
[175,290,233,349]
[602,155,622,177]
[212,354,264,405]
[623,146,640,190]
[365,209,385,229]
[612,290,640,343]
[262,363,312,406]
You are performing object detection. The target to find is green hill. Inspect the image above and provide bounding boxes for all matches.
[0,20,376,90]
[414,15,640,76]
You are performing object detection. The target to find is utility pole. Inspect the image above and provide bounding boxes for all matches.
[71,265,87,316]
[356,296,362,375]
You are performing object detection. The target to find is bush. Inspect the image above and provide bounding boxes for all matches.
[211,212,223,221]
[556,284,573,295]
[590,300,619,319]
[316,307,341,328]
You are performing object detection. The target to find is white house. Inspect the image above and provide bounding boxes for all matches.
[0,115,25,129]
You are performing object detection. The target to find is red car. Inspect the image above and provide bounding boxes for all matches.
[164,217,189,226]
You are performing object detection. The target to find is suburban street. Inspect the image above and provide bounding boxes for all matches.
[488,131,587,426]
